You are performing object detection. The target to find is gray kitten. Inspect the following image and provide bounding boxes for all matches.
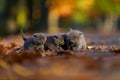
[44,33,64,51]
[60,33,74,50]
[21,30,47,51]
[67,29,86,50]
[32,33,47,50]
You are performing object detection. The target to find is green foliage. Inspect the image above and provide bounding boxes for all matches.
[72,12,89,24]
[95,0,120,14]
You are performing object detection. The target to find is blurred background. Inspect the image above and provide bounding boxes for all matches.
[0,0,120,36]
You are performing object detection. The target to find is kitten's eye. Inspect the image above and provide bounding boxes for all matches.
[54,36,58,38]
[33,35,37,38]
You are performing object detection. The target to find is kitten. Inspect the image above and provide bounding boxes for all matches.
[22,37,37,51]
[19,29,86,52]
[61,33,74,50]
[32,33,47,50]
[67,29,86,50]
[21,30,47,51]
[44,33,64,51]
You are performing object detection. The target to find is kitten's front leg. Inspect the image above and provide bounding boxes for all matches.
[58,46,64,51]
[37,45,44,50]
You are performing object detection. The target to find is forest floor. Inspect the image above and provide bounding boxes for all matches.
[0,33,120,80]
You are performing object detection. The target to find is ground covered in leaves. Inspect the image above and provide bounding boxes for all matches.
[0,33,120,80]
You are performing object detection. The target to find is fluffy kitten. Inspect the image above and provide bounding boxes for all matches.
[44,33,64,51]
[21,30,47,51]
[67,29,86,50]
[60,33,74,50]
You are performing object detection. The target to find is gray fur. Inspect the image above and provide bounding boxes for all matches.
[44,33,64,51]
[32,33,47,50]
[23,37,37,51]
[60,33,74,50]
[21,32,47,51]
[21,29,27,41]
[20,29,86,52]
[67,29,86,50]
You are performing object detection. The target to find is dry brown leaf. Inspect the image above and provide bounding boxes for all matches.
[12,63,34,77]
[41,50,57,57]
[110,48,120,53]
[87,46,95,49]
[0,60,9,69]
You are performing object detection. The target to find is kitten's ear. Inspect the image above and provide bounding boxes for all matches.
[69,28,72,31]
[21,29,27,41]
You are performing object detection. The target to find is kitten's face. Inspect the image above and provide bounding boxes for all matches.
[33,33,47,44]
[54,34,64,45]
[68,30,82,44]
[23,37,37,50]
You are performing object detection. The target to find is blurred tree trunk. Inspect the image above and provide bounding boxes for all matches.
[98,13,118,34]
[31,0,48,32]
[0,0,7,36]
[103,13,118,34]
[6,0,18,35]
[39,0,48,31]
[48,9,59,34]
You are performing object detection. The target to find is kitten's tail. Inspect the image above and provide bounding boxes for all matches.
[21,29,27,41]
[69,28,72,31]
